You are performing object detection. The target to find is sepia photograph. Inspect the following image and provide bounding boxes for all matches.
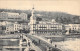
[0,0,80,51]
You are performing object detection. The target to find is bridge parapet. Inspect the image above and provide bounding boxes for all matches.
[26,34,61,51]
[0,34,21,39]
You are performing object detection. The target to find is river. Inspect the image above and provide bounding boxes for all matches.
[52,38,80,51]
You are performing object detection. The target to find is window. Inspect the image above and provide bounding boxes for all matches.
[39,27,47,28]
[51,27,57,28]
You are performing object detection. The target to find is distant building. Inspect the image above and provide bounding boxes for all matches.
[0,21,12,26]
[7,12,19,16]
[20,13,28,21]
[0,12,8,19]
[0,12,28,21]
[7,12,21,21]
[0,25,6,34]
[65,24,80,35]
[29,6,36,34]
[69,24,80,31]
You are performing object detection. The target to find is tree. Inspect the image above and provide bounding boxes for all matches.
[27,13,31,20]
[36,17,42,21]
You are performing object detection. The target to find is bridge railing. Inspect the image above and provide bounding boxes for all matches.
[0,34,21,39]
[26,34,61,51]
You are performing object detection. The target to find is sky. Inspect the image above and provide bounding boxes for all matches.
[0,0,80,15]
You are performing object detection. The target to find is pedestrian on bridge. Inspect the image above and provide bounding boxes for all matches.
[50,40,52,44]
[55,44,57,48]
[28,40,31,47]
[46,47,52,51]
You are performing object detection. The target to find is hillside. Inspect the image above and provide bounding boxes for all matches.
[35,11,80,24]
[0,9,80,24]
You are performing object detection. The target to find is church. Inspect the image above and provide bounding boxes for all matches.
[29,7,63,35]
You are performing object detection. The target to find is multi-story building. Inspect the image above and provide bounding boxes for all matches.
[20,13,28,21]
[29,7,63,35]
[0,12,28,21]
[33,23,63,35]
[5,22,28,34]
[0,21,12,26]
[69,24,80,31]
[7,12,21,21]
[14,22,22,32]
[5,22,22,34]
[5,24,14,34]
[65,24,80,35]
[0,12,8,20]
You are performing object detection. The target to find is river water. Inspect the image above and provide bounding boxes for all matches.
[52,38,80,51]
[0,37,80,51]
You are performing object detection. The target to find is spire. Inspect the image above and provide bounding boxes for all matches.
[29,5,35,34]
[32,4,34,9]
[31,4,34,17]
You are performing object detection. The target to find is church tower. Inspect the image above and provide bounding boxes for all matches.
[29,6,35,34]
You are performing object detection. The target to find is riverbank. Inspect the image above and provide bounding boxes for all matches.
[52,38,80,51]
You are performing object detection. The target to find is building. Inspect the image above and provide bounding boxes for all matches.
[14,22,22,32]
[5,24,14,34]
[29,6,36,34]
[5,22,29,34]
[0,21,12,26]
[5,22,22,34]
[29,7,63,35]
[0,12,8,20]
[0,12,28,21]
[20,13,28,21]
[65,24,80,35]
[7,12,21,21]
[0,25,6,34]
[33,23,63,35]
[21,23,29,30]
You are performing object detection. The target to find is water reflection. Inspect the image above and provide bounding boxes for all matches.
[0,39,19,51]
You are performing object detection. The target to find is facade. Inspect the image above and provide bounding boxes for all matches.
[7,12,21,21]
[5,24,14,34]
[69,24,80,31]
[20,13,28,21]
[21,23,29,30]
[0,25,6,34]
[0,12,27,21]
[33,23,63,35]
[29,7,63,35]
[0,21,12,26]
[65,24,80,35]
[14,23,22,32]
[5,22,28,34]
[0,12,8,19]
[5,22,22,34]
[0,21,28,34]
